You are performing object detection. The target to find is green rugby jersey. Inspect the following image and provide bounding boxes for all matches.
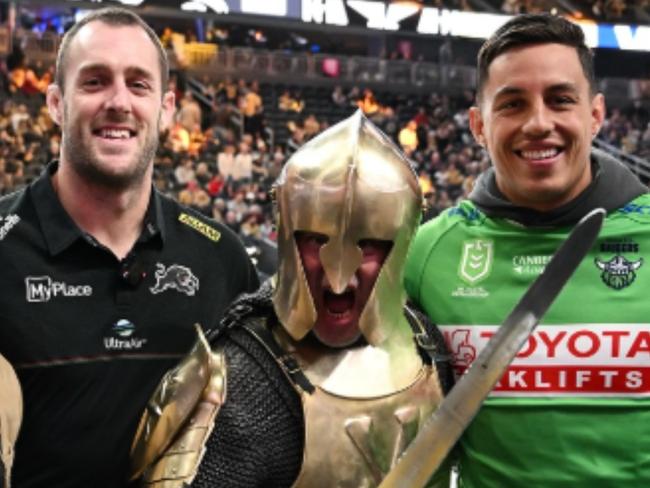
[405,194,650,488]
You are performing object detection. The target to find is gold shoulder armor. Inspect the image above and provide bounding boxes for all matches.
[130,325,226,486]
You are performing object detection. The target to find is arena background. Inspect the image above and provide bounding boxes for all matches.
[0,0,648,279]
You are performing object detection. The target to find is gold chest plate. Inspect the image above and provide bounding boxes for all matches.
[292,365,443,488]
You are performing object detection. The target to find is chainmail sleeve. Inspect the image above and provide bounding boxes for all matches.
[190,326,304,488]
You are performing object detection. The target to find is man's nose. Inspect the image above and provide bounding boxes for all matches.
[104,82,131,113]
[522,102,553,136]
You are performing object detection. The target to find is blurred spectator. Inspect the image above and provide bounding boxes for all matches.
[170,119,190,153]
[176,179,210,214]
[331,85,347,106]
[233,141,253,181]
[278,89,305,113]
[303,114,321,139]
[174,156,196,188]
[241,80,264,136]
[239,210,278,281]
[398,120,419,154]
[286,123,306,155]
[188,122,206,157]
[178,91,202,132]
[7,51,51,96]
[357,89,380,116]
[227,190,249,223]
[195,161,212,186]
[217,143,237,181]
[207,171,226,197]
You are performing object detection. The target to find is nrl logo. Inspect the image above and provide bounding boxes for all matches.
[150,263,200,296]
[458,239,494,284]
[594,255,643,290]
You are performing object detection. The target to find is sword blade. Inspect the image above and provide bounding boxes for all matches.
[380,207,605,488]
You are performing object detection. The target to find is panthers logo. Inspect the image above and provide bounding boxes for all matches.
[595,255,643,290]
[150,263,200,296]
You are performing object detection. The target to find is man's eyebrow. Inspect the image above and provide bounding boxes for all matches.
[76,63,155,81]
[492,86,525,99]
[492,82,580,100]
[77,63,108,76]
[545,82,580,95]
[125,66,156,81]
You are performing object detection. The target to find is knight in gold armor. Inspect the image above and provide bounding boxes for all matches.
[130,110,453,488]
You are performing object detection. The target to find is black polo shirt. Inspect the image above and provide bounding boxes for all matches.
[0,162,259,487]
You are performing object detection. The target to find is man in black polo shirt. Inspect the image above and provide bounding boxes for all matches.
[0,7,258,487]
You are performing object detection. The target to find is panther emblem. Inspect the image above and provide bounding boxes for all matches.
[150,263,199,296]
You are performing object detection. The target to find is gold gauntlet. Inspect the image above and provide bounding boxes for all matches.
[131,325,226,487]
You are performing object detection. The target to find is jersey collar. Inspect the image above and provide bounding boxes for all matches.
[30,161,165,256]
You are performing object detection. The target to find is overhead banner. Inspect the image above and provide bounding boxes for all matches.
[65,0,650,52]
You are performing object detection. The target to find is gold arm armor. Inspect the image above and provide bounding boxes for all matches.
[130,325,226,487]
[0,353,22,488]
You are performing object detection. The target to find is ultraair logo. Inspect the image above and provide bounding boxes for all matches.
[25,276,93,302]
[595,255,643,290]
[150,263,199,297]
[459,239,493,284]
[104,319,147,350]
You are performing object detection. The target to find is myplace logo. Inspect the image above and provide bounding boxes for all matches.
[25,276,93,303]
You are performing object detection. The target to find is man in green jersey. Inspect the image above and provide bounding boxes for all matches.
[405,13,650,488]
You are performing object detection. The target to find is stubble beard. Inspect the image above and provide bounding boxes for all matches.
[62,107,160,191]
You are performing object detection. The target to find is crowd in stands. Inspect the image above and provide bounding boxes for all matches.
[2,68,649,240]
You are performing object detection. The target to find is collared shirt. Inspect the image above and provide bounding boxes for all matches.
[0,162,258,487]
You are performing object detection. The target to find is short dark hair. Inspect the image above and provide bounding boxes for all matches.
[476,14,596,102]
[55,7,169,93]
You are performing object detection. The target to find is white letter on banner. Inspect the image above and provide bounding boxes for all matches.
[417,7,441,35]
[614,25,650,51]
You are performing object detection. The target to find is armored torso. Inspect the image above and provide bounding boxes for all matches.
[295,365,442,488]
[267,314,447,488]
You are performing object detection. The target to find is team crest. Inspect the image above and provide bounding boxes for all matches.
[594,255,643,290]
[150,263,200,296]
[458,239,494,284]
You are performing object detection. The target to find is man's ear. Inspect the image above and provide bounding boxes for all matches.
[159,90,176,132]
[469,106,486,147]
[591,93,606,139]
[46,84,63,127]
